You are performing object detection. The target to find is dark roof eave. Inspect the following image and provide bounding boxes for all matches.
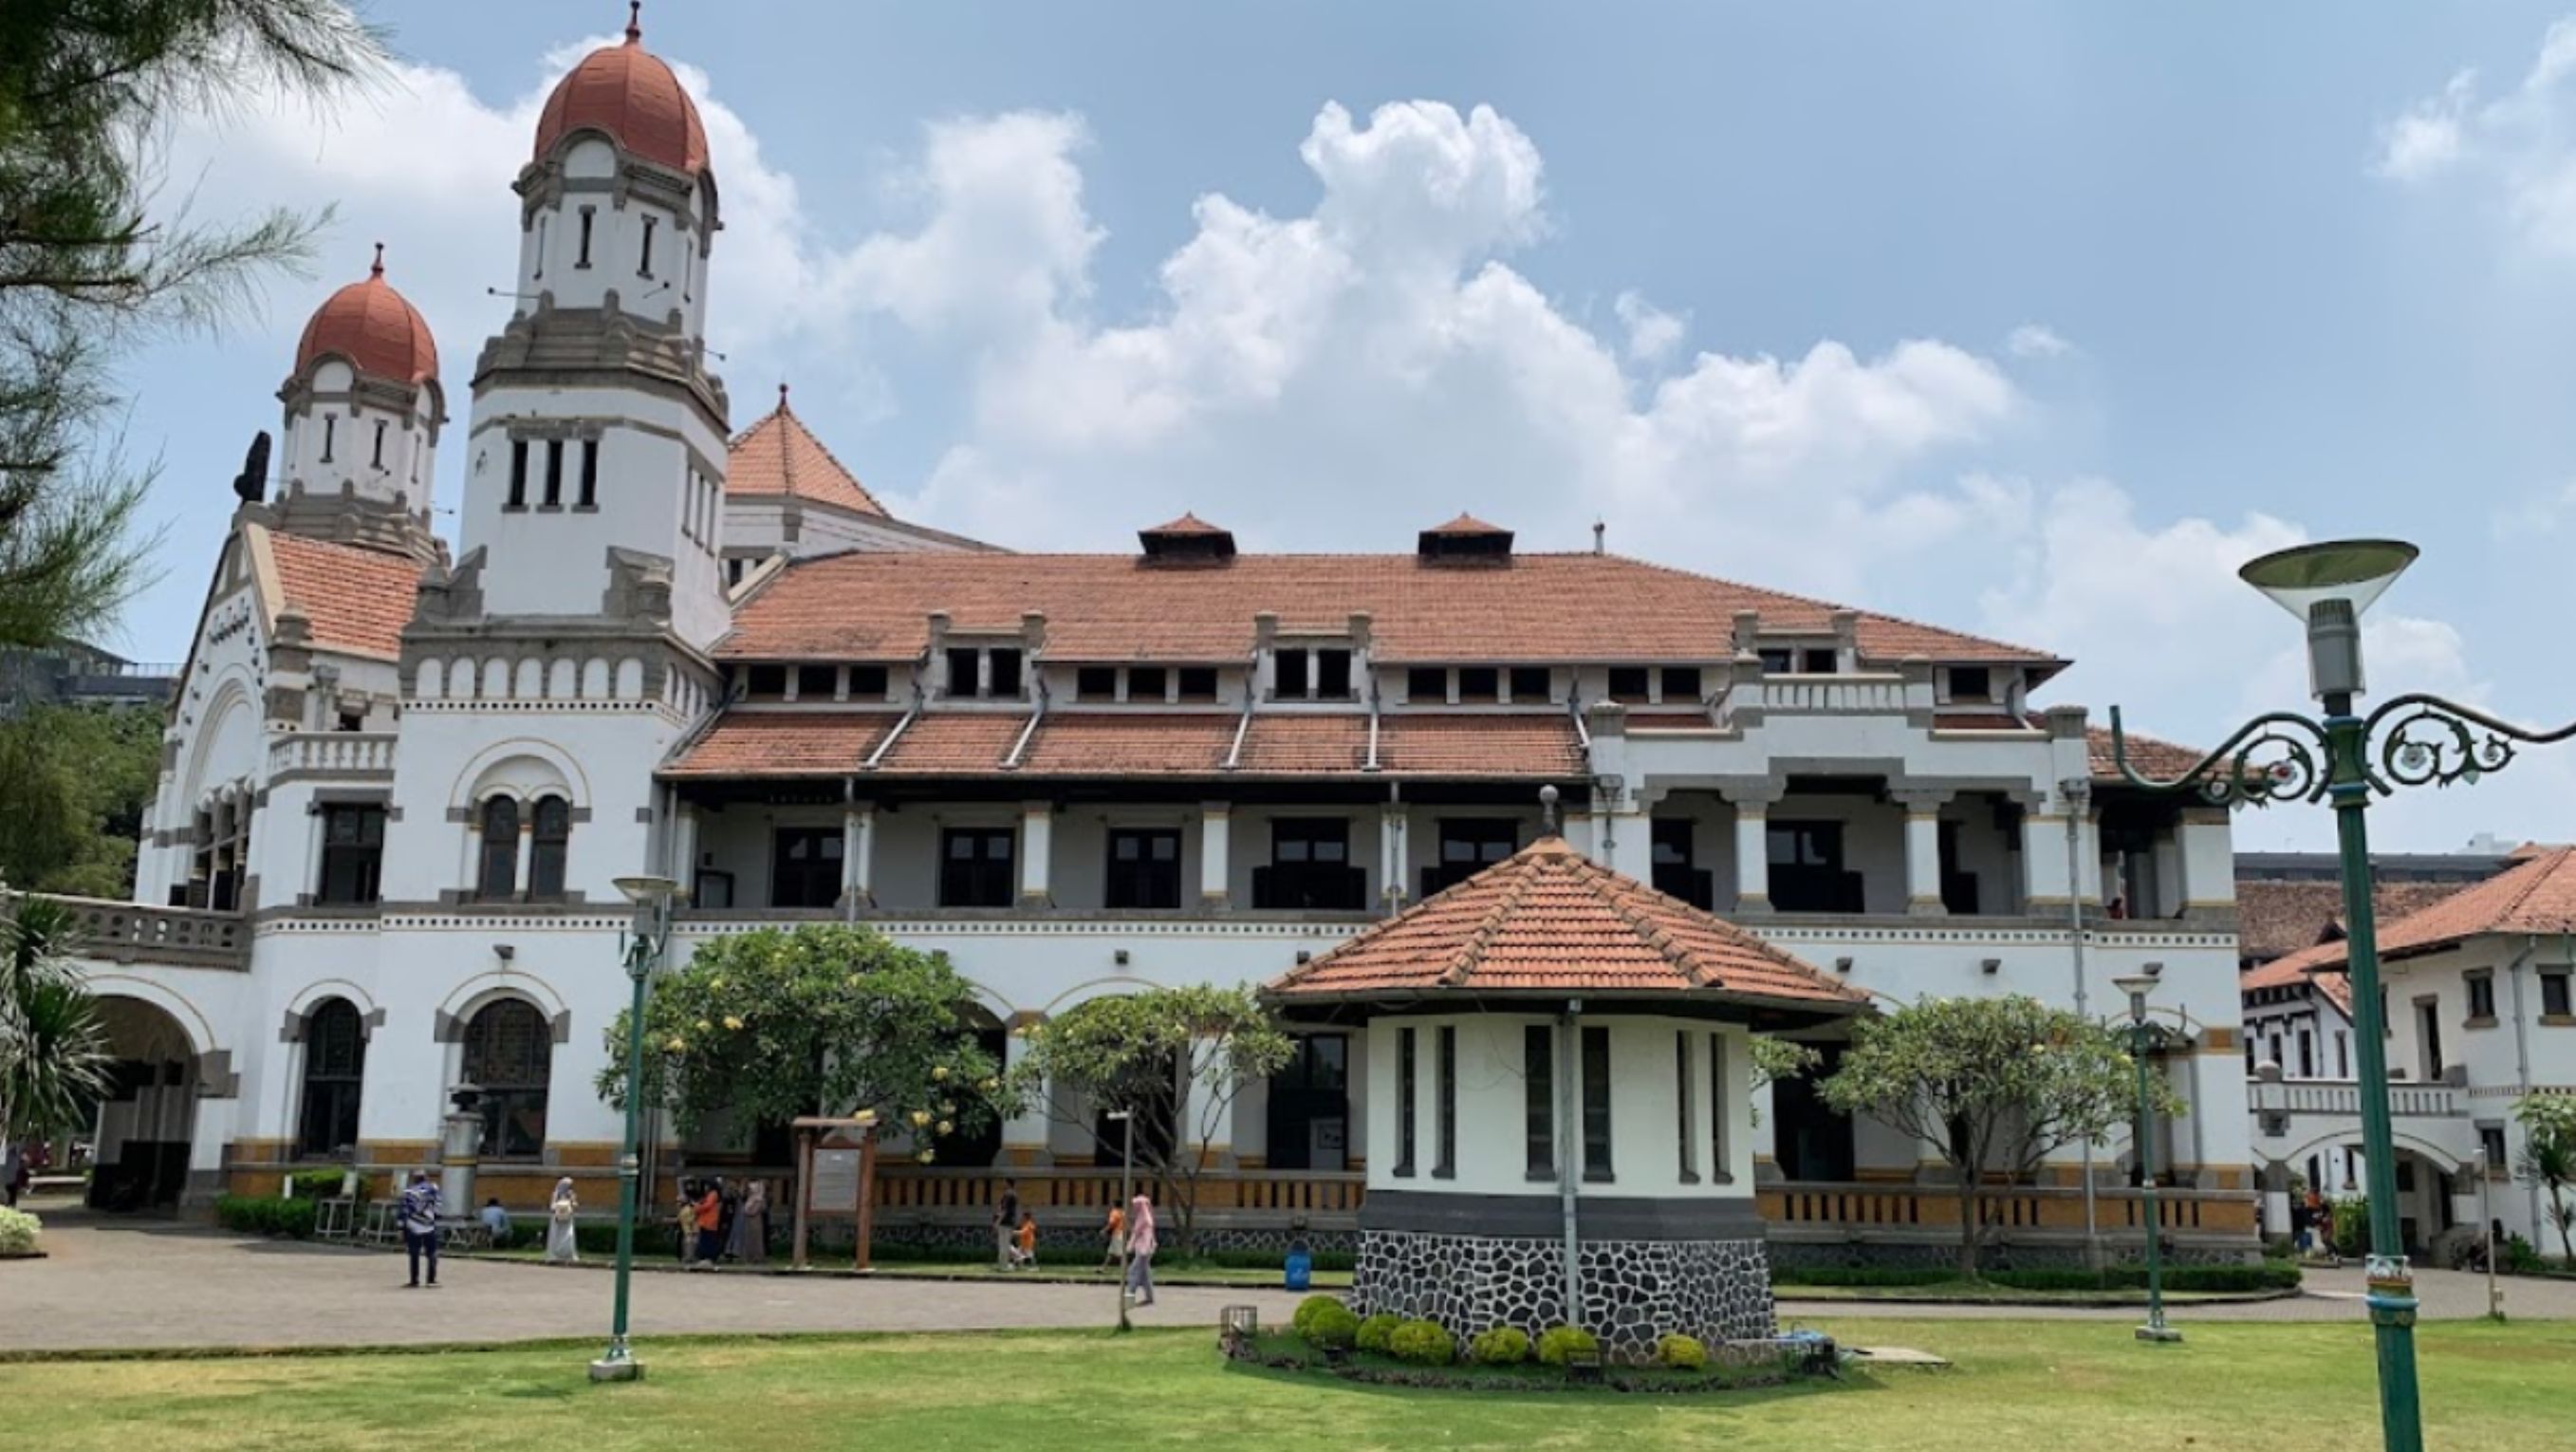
[1261,983,1870,1021]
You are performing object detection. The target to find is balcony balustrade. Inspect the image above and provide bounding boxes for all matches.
[5,891,248,971]
[267,731,398,781]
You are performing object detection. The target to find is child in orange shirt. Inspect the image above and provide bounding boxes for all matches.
[1011,1210,1038,1269]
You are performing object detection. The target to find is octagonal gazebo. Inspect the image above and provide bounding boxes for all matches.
[1265,832,1868,1356]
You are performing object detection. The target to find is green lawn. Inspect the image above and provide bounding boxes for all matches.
[9,1319,2567,1451]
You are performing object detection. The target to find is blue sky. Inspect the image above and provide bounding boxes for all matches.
[112,2,2576,850]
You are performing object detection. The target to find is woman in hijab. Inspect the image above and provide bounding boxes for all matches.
[1122,1190,1158,1309]
[731,1179,769,1264]
[546,1177,580,1263]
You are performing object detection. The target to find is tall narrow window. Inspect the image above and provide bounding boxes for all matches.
[321,416,336,463]
[1708,1033,1730,1181]
[477,797,519,898]
[371,419,387,468]
[577,208,595,268]
[1581,1024,1613,1182]
[316,803,386,905]
[639,215,657,276]
[508,439,529,509]
[2336,1031,2350,1078]
[461,998,552,1160]
[1524,1023,1554,1181]
[1435,1025,1456,1179]
[1676,1032,1698,1182]
[578,438,599,508]
[543,438,565,507]
[528,794,571,900]
[1394,1026,1418,1178]
[1315,649,1353,698]
[1275,648,1309,698]
[296,997,366,1159]
[534,215,547,279]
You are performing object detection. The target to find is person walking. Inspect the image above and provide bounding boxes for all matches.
[694,1180,724,1267]
[547,1177,580,1264]
[1123,1191,1157,1309]
[732,1179,769,1265]
[398,1170,442,1289]
[1100,1200,1126,1274]
[677,1181,701,1267]
[994,1178,1022,1270]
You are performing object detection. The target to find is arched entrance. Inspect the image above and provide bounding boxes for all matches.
[85,996,199,1211]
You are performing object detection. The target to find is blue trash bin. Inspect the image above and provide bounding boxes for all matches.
[1284,1238,1313,1292]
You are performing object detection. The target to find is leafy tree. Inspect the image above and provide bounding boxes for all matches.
[1009,984,1293,1256]
[1819,994,2181,1279]
[595,925,1010,1163]
[0,701,161,896]
[1,1,384,647]
[1,893,110,1143]
[2514,1093,2576,1264]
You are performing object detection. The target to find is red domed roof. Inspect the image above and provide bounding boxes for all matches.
[532,5,710,177]
[293,247,438,385]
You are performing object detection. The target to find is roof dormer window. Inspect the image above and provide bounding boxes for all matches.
[1139,512,1236,564]
[1417,512,1512,562]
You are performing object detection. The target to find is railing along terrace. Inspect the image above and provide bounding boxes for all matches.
[3,892,247,971]
[2261,1081,2463,1119]
[267,731,398,779]
[1722,671,1931,721]
[1760,1180,2257,1236]
[873,1164,1369,1219]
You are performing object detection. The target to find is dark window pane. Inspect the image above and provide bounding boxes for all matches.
[1582,1025,1613,1182]
[770,827,843,908]
[1509,666,1550,700]
[2546,974,2572,1017]
[1456,667,1498,701]
[297,998,367,1159]
[1766,821,1854,913]
[478,797,519,898]
[1275,649,1309,698]
[462,999,551,1160]
[939,828,1016,907]
[1105,828,1182,909]
[1077,666,1118,699]
[847,664,890,697]
[1757,648,1793,674]
[1256,819,1362,909]
[1802,648,1837,675]
[990,649,1024,698]
[508,440,529,508]
[1660,666,1702,700]
[1436,1025,1456,1179]
[543,438,565,507]
[1525,1024,1554,1179]
[1177,666,1217,700]
[1395,1027,1418,1178]
[317,804,385,905]
[946,648,982,697]
[746,664,788,698]
[578,439,599,508]
[1128,666,1167,700]
[1406,666,1447,702]
[1606,666,1650,701]
[1316,650,1353,698]
[796,665,838,699]
[528,795,571,900]
[1949,666,1992,700]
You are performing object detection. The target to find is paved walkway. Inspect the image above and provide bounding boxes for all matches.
[5,1206,2570,1353]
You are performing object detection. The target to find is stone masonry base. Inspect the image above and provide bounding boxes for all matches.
[1353,1227,1774,1360]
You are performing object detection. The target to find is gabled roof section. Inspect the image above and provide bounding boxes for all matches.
[1139,512,1236,563]
[2085,725,2206,783]
[1269,836,1868,1010]
[2297,847,2576,978]
[2236,879,2474,965]
[258,528,426,661]
[726,387,887,516]
[719,550,2061,667]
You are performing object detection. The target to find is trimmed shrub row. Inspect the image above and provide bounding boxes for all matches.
[214,1195,320,1239]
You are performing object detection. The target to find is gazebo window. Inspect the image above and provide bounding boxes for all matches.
[1524,1024,1554,1180]
[1708,1033,1731,1182]
[1675,1032,1698,1182]
[1394,1026,1418,1178]
[461,998,551,1161]
[1434,1025,1456,1179]
[296,998,366,1159]
[1581,1025,1613,1182]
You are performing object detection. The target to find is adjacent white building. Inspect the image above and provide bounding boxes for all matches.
[43,15,2261,1263]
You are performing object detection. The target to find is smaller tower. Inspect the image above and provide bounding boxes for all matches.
[274,245,446,562]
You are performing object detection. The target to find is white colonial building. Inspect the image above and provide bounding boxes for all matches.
[46,14,2260,1264]
[2243,847,2576,1258]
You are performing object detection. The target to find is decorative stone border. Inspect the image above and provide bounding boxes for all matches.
[1353,1228,1775,1360]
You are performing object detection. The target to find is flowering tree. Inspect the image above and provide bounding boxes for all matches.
[1820,994,2179,1280]
[596,925,1010,1163]
[1008,985,1292,1256]
[2515,1093,2576,1264]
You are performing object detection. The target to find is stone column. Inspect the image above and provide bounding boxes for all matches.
[1726,787,1781,911]
[2074,810,2106,908]
[2178,808,2233,921]
[672,804,699,897]
[2020,794,2072,912]
[1018,802,1052,906]
[512,810,534,900]
[1894,789,1951,917]
[1001,1015,1052,1166]
[1199,801,1231,908]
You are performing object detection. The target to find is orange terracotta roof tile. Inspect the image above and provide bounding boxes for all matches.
[1378,715,1582,778]
[663,712,899,777]
[266,531,424,660]
[1236,715,1369,774]
[1422,512,1509,537]
[1269,837,1868,1010]
[725,394,886,516]
[1017,714,1232,775]
[719,552,2058,667]
[1143,512,1226,536]
[868,712,1029,775]
[2086,724,2205,782]
[2295,847,2576,979]
[2235,879,2473,964]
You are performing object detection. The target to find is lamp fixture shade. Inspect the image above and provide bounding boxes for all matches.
[2110,973,2159,1000]
[2236,539,2418,624]
[611,874,680,908]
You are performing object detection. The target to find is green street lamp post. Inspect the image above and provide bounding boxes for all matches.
[2109,539,2576,1452]
[590,873,680,1385]
[2111,971,2179,1344]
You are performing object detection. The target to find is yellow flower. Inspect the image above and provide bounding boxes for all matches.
[936,1120,954,1136]
[932,1065,951,1081]
[665,1036,687,1053]
[723,1015,746,1032]
[978,1078,999,1094]
[910,1109,933,1128]
[915,1148,936,1164]
[695,1018,713,1033]
[710,977,725,991]
[938,1100,956,1115]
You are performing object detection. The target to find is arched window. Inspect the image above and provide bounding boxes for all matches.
[296,998,366,1159]
[461,998,551,1160]
[478,796,519,899]
[529,794,571,900]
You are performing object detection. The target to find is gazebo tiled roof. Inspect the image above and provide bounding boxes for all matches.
[1268,835,1869,1015]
